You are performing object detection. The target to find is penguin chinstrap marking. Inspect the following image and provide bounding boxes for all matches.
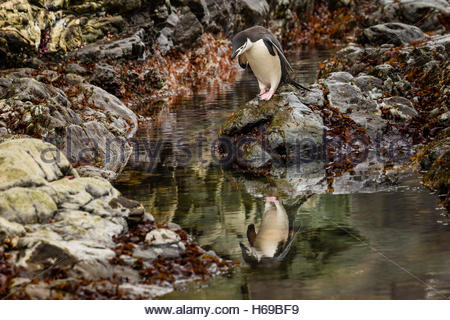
[230,26,310,101]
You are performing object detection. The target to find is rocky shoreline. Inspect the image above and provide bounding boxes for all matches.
[1,0,449,299]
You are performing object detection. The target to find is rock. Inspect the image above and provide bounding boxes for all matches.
[417,129,450,210]
[76,83,137,138]
[0,74,137,178]
[64,63,87,75]
[73,28,145,61]
[237,141,272,169]
[173,6,204,48]
[372,0,450,32]
[119,283,173,299]
[369,63,399,81]
[324,72,385,139]
[145,228,181,246]
[0,187,57,224]
[0,0,51,53]
[200,0,235,34]
[0,216,26,239]
[0,138,76,191]
[353,75,384,98]
[90,64,121,94]
[0,138,155,282]
[220,90,324,170]
[360,22,426,46]
[297,86,324,107]
[103,0,142,13]
[239,0,269,25]
[380,96,418,122]
[47,15,124,53]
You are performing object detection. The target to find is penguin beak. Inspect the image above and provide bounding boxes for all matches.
[231,45,245,60]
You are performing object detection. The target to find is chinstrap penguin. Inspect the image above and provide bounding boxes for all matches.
[230,26,310,100]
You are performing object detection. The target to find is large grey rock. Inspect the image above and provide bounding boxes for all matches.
[73,29,145,62]
[173,6,204,48]
[235,0,269,28]
[0,74,137,179]
[324,72,386,139]
[360,22,426,46]
[0,138,147,280]
[373,0,450,32]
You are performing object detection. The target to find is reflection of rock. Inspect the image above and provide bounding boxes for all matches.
[417,128,450,210]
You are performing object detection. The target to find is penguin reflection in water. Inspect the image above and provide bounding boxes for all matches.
[231,26,310,101]
[240,197,300,265]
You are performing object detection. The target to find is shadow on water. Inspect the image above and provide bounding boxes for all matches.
[114,49,450,299]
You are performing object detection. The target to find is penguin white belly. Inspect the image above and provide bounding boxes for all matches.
[254,203,289,258]
[245,39,282,89]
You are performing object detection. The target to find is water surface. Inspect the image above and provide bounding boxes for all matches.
[115,49,450,299]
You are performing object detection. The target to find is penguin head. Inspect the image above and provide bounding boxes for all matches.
[231,33,252,60]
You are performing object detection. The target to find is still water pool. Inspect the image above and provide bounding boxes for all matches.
[115,49,450,299]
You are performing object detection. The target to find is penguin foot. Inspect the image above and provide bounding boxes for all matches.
[259,90,274,100]
[258,88,267,96]
[265,196,279,205]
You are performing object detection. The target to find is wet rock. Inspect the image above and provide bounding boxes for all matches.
[220,90,324,170]
[297,86,324,107]
[353,75,384,92]
[237,141,272,169]
[324,72,386,139]
[360,22,426,46]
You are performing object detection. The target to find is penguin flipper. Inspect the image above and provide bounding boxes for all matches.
[262,36,294,72]
[247,224,257,246]
[238,54,248,69]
